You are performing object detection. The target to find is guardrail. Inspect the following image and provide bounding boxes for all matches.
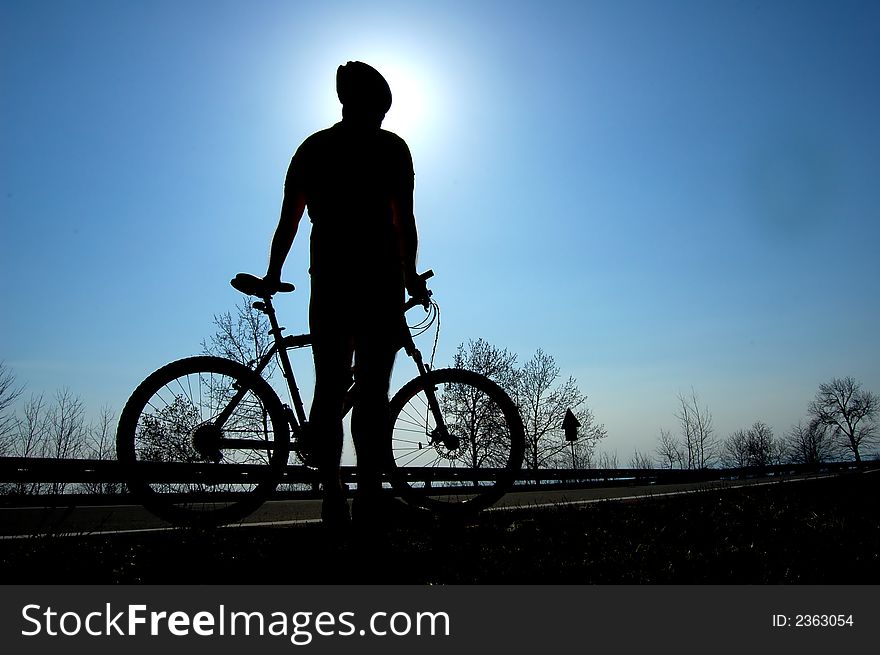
[0,455,869,497]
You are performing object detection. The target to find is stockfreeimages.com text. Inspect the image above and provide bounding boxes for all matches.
[21,603,451,645]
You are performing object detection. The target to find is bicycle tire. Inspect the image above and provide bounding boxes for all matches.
[116,356,290,527]
[388,368,524,515]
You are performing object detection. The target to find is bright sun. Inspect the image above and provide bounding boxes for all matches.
[376,61,428,139]
[307,49,439,146]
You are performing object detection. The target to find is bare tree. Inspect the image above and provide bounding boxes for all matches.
[44,389,87,493]
[14,394,48,458]
[721,429,750,468]
[445,339,525,477]
[721,422,781,469]
[656,428,684,469]
[596,450,619,469]
[629,448,653,470]
[564,437,600,469]
[783,419,834,465]
[45,389,87,460]
[675,389,717,469]
[452,338,518,390]
[808,377,878,465]
[0,362,24,456]
[202,298,276,375]
[512,349,606,472]
[11,394,49,494]
[453,342,606,472]
[1,364,119,495]
[82,405,120,495]
[745,421,781,467]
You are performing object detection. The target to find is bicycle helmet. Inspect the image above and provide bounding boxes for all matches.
[336,61,392,116]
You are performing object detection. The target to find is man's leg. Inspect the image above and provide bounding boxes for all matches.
[310,337,352,495]
[350,335,397,497]
[309,291,354,524]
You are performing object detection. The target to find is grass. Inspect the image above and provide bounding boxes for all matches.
[1,472,877,584]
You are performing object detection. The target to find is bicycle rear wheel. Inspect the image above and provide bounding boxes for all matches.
[389,368,524,515]
[116,356,289,527]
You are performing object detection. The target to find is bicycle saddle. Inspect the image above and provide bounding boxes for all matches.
[230,273,295,297]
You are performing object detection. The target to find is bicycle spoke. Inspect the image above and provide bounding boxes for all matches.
[388,368,524,512]
[173,376,194,409]
[119,356,288,527]
[391,435,429,444]
[399,404,429,428]
[394,447,434,467]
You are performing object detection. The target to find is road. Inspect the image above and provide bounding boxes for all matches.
[0,472,835,538]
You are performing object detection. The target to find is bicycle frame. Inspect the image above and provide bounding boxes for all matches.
[220,283,445,457]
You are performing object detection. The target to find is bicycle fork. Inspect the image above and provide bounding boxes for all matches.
[401,333,459,453]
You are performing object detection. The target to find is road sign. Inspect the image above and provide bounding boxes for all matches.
[563,409,580,441]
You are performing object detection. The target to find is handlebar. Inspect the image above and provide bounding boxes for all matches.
[231,270,433,308]
[404,269,434,311]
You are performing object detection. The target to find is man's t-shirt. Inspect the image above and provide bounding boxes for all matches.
[284,122,415,287]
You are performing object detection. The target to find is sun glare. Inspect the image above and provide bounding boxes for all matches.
[304,47,440,147]
[377,61,428,139]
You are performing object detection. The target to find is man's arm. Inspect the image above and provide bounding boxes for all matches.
[392,139,427,301]
[392,192,427,301]
[265,188,306,287]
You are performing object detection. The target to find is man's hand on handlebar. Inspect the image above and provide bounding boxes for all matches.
[405,269,432,310]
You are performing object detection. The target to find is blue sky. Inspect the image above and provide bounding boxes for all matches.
[2,0,879,460]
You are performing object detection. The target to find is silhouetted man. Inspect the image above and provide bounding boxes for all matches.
[263,61,426,527]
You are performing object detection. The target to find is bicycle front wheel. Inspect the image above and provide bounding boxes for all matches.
[116,356,290,527]
[389,368,524,515]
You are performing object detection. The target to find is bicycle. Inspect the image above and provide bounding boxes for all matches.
[116,271,525,527]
